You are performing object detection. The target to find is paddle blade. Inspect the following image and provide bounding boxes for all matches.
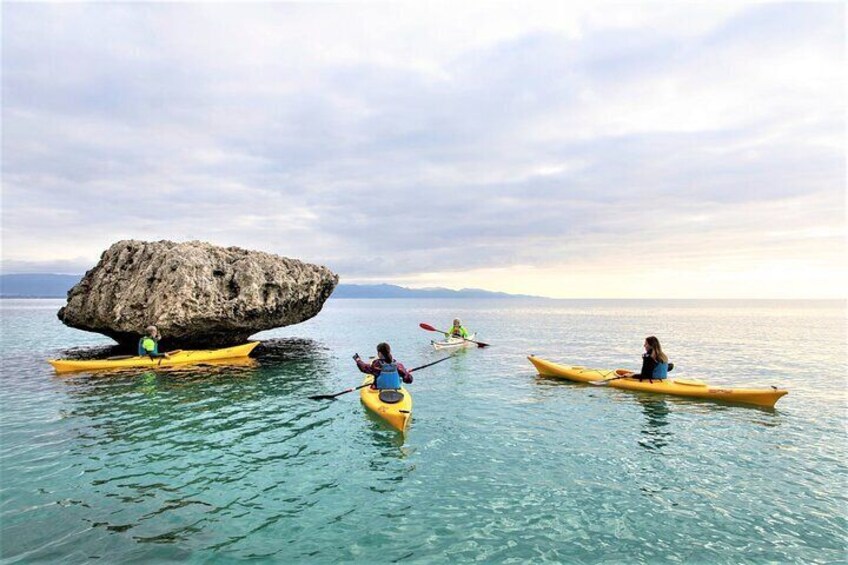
[308,394,337,401]
[419,323,438,332]
[475,342,490,348]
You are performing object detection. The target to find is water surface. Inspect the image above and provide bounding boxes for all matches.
[1,299,845,562]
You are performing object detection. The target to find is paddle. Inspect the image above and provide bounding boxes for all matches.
[589,363,674,386]
[419,323,490,348]
[105,350,180,361]
[308,354,455,400]
[588,371,631,386]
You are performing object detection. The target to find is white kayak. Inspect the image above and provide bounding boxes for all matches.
[431,333,477,350]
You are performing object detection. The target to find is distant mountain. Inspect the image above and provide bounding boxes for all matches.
[0,274,541,300]
[332,283,540,299]
[0,274,81,298]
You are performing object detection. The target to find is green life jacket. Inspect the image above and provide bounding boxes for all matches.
[450,326,469,338]
[138,336,158,356]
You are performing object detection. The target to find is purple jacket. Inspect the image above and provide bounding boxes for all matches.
[355,358,412,381]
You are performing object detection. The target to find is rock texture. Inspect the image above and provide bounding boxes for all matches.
[58,240,339,349]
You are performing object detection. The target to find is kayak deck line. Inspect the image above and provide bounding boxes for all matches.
[48,342,260,374]
[528,355,788,409]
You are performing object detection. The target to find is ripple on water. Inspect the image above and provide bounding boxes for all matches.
[1,299,845,562]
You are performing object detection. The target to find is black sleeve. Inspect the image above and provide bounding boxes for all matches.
[633,354,657,379]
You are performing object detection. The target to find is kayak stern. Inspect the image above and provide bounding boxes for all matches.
[360,377,412,432]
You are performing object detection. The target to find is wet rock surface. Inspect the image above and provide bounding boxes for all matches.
[57,240,338,349]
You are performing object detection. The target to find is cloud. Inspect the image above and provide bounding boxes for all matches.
[1,2,844,297]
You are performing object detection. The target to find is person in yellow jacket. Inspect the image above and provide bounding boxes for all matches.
[446,319,470,339]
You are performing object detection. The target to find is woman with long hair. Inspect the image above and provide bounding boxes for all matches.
[625,336,669,380]
[353,342,413,390]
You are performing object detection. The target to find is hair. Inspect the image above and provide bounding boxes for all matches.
[376,342,393,363]
[645,336,668,363]
[145,325,158,336]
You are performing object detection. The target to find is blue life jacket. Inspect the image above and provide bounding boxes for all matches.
[652,362,669,379]
[375,361,401,390]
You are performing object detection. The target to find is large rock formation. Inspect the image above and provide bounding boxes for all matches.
[58,240,339,349]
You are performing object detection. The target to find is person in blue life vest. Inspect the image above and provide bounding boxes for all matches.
[446,318,470,339]
[138,325,169,359]
[621,336,669,381]
[354,342,413,390]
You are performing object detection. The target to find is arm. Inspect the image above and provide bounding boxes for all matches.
[396,362,413,384]
[354,357,380,377]
[632,354,657,379]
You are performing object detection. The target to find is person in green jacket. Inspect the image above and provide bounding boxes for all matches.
[446,318,470,339]
[138,326,169,359]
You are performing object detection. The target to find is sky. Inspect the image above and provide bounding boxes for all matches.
[1,2,845,299]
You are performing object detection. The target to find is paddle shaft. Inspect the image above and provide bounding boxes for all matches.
[419,323,489,348]
[589,364,674,386]
[308,354,454,400]
[409,356,454,372]
[589,375,629,386]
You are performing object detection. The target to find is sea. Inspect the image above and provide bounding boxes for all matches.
[1,298,845,563]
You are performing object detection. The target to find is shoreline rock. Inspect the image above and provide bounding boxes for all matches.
[57,240,338,349]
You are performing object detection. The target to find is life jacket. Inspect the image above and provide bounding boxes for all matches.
[138,336,157,356]
[652,361,669,379]
[450,326,468,338]
[375,361,401,390]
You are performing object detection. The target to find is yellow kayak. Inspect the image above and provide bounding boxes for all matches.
[359,376,412,432]
[528,355,788,408]
[49,342,260,374]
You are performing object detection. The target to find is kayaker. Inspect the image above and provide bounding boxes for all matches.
[446,319,470,339]
[623,336,669,381]
[137,326,169,359]
[354,342,413,390]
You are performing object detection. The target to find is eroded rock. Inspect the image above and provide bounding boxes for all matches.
[57,240,338,349]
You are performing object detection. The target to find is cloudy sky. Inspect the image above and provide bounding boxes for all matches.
[2,2,845,298]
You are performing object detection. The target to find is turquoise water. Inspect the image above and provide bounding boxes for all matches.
[1,298,846,563]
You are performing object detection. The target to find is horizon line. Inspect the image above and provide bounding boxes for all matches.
[1,273,845,301]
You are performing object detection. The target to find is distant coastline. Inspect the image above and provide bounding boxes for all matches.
[1,274,843,303]
[0,273,542,300]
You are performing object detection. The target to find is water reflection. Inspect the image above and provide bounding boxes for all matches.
[361,415,415,488]
[56,338,337,442]
[46,337,345,548]
[254,338,330,363]
[361,410,408,443]
[637,396,672,451]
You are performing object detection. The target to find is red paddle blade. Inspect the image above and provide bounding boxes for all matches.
[419,323,437,332]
